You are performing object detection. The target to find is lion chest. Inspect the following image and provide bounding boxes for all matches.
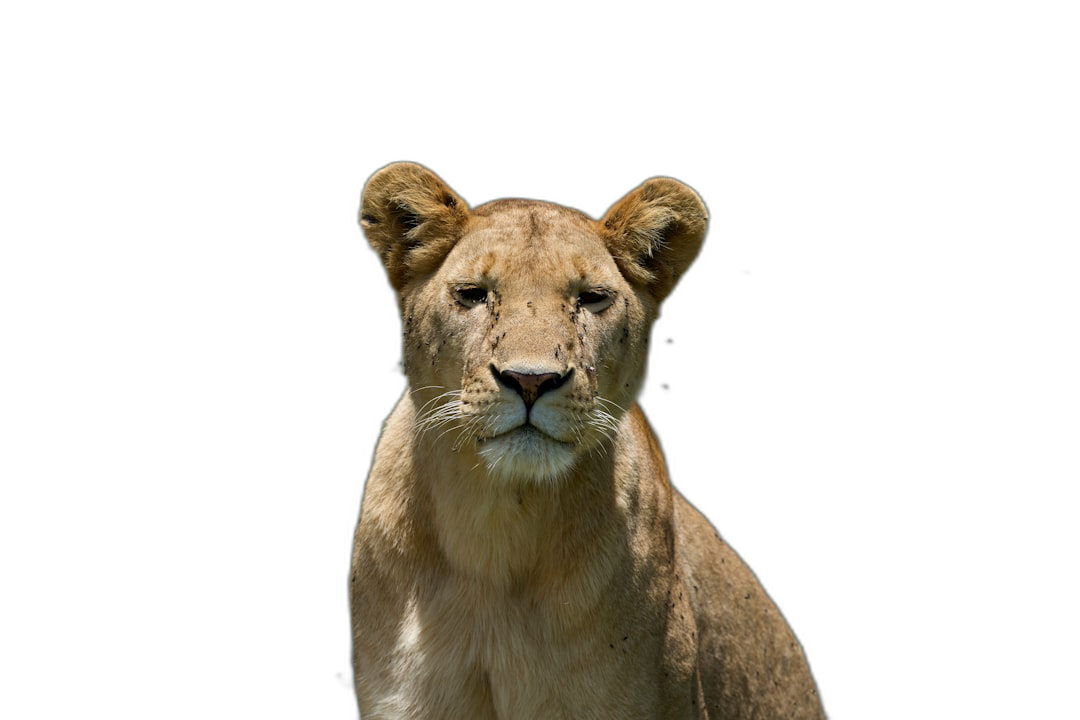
[376,574,686,720]
[356,408,700,718]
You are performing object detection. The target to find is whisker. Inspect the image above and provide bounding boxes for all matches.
[415,389,462,417]
[451,416,484,451]
[582,404,622,461]
[435,425,467,446]
[596,396,629,415]
[413,389,466,443]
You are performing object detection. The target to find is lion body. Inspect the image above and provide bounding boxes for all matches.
[351,164,824,719]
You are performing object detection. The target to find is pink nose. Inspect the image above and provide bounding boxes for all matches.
[495,367,571,408]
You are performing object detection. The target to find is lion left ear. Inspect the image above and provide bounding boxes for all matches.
[359,162,470,292]
[600,178,708,302]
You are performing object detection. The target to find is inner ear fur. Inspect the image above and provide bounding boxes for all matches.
[600,178,708,302]
[359,162,469,291]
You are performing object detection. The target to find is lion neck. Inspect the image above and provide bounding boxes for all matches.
[404,399,632,593]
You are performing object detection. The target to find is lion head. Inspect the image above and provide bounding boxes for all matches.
[360,163,707,482]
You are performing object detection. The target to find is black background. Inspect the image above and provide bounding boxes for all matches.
[190,74,959,720]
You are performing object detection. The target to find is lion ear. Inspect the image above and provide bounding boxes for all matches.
[600,178,708,302]
[359,162,470,291]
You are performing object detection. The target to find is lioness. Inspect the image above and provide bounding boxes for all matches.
[351,163,825,719]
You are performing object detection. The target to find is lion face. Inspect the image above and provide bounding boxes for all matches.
[402,201,651,480]
[360,164,707,482]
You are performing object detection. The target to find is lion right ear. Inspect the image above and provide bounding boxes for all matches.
[359,163,470,291]
[600,177,708,303]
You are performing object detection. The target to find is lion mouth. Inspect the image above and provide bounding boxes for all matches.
[480,424,571,446]
[476,424,577,481]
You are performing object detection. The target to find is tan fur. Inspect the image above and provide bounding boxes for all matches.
[352,163,825,719]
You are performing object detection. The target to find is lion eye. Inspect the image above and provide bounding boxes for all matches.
[454,285,488,308]
[578,289,613,313]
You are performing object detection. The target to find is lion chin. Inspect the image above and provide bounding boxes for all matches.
[475,425,577,482]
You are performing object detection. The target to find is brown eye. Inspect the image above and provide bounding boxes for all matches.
[454,285,488,308]
[578,289,613,313]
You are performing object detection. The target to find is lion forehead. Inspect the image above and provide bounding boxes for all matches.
[445,204,619,289]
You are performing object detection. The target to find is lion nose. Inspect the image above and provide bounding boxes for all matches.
[493,366,572,409]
